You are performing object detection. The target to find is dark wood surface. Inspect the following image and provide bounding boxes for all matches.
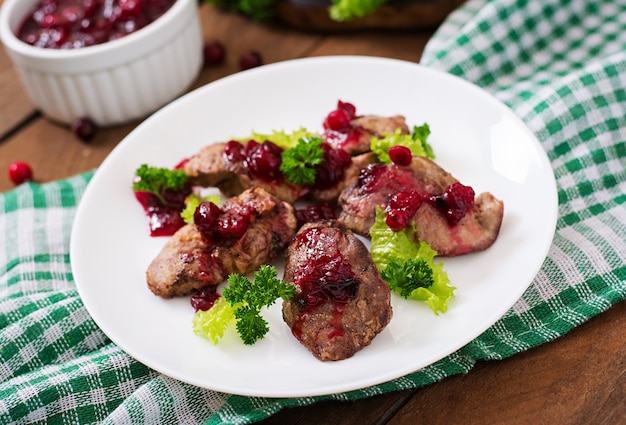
[1,4,624,424]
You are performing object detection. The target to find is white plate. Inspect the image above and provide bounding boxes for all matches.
[70,56,557,397]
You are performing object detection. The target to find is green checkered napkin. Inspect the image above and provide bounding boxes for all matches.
[1,0,625,423]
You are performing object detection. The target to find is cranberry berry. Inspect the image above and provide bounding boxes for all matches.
[203,40,225,66]
[71,117,98,142]
[388,145,412,166]
[239,51,263,70]
[8,161,33,185]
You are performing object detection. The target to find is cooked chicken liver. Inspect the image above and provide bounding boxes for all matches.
[338,156,504,256]
[147,187,297,298]
[282,220,392,361]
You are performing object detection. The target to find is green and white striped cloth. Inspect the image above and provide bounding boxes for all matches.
[1,0,625,423]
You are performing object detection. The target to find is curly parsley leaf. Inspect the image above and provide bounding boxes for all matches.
[381,258,434,298]
[280,136,325,186]
[220,265,295,345]
[132,164,187,204]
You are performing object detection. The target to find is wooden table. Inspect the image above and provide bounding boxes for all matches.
[1,5,624,424]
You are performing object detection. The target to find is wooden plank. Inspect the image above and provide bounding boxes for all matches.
[387,301,626,425]
[0,44,36,139]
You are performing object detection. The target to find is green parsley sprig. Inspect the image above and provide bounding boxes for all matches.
[280,136,325,186]
[381,258,435,298]
[192,265,295,345]
[132,164,187,204]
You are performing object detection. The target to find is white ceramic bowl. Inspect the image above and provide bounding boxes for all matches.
[0,0,203,126]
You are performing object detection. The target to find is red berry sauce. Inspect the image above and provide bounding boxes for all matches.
[322,100,366,152]
[193,200,253,247]
[385,190,422,231]
[223,139,351,192]
[290,226,360,340]
[224,140,284,184]
[311,143,352,191]
[295,201,337,227]
[190,286,221,312]
[134,183,191,237]
[357,163,476,229]
[428,181,475,226]
[17,0,176,49]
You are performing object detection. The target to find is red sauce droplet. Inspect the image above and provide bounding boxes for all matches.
[190,286,221,312]
[134,183,191,237]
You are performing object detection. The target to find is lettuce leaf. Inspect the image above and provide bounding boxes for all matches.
[370,206,454,314]
[192,297,236,344]
[240,127,318,150]
[370,124,435,163]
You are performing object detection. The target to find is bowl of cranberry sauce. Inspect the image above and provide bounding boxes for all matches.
[0,0,203,126]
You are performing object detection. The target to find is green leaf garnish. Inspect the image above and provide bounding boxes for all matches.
[193,265,295,345]
[370,206,454,314]
[370,124,435,163]
[280,136,325,186]
[132,164,187,204]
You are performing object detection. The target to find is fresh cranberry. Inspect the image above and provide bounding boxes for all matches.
[8,161,33,185]
[71,117,98,142]
[323,108,351,131]
[337,100,356,118]
[190,286,221,312]
[239,51,263,70]
[203,40,225,66]
[388,145,412,166]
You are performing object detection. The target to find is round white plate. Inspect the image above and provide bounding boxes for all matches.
[70,56,557,397]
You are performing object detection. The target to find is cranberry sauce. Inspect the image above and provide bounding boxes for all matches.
[295,202,337,228]
[134,183,191,237]
[322,100,366,152]
[290,226,360,339]
[312,143,352,191]
[428,181,475,226]
[223,139,351,192]
[17,0,177,49]
[356,162,476,229]
[223,140,284,184]
[190,285,221,312]
[193,200,253,247]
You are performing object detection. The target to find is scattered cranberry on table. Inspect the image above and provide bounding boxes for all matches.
[71,117,98,142]
[203,40,225,66]
[8,161,33,185]
[239,51,263,70]
[17,0,177,49]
